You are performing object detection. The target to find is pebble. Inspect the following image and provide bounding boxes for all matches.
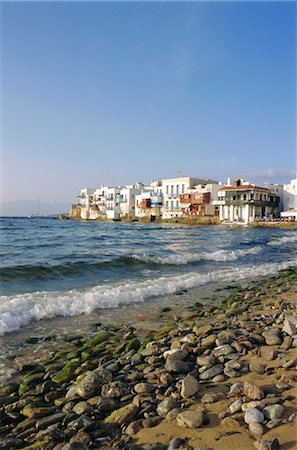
[249,422,264,438]
[199,364,224,380]
[263,404,284,420]
[157,397,177,417]
[243,381,264,400]
[180,374,199,398]
[262,330,282,346]
[229,399,242,413]
[244,408,265,424]
[176,409,204,428]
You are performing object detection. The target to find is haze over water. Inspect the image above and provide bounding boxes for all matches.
[0,217,297,337]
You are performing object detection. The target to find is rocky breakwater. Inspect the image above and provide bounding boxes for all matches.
[0,268,297,450]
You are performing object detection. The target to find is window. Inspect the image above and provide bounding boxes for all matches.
[166,201,169,208]
[182,184,185,193]
[171,185,174,195]
[166,186,169,194]
[176,185,179,194]
[171,200,174,209]
[176,200,179,208]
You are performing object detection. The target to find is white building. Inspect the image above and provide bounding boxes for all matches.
[217,180,280,224]
[113,183,143,220]
[78,188,96,220]
[161,177,217,219]
[283,178,297,211]
[135,181,163,221]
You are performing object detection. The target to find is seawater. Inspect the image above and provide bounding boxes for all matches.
[1,217,297,338]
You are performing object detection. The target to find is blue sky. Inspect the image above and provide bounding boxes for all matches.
[1,1,296,214]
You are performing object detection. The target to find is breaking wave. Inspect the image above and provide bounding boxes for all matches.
[267,234,297,246]
[1,257,296,336]
[131,246,262,265]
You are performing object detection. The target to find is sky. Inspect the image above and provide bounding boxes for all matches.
[1,1,296,215]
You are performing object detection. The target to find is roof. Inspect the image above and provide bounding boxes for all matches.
[218,185,273,193]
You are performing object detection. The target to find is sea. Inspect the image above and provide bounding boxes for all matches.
[1,217,297,342]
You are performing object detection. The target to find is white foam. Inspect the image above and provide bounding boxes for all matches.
[132,246,262,265]
[0,257,296,336]
[267,234,297,246]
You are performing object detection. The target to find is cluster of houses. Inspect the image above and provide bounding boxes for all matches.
[70,176,297,224]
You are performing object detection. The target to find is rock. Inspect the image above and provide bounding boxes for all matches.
[176,410,203,428]
[165,359,193,373]
[201,334,217,347]
[199,364,224,380]
[266,419,282,429]
[260,347,277,361]
[142,416,162,428]
[249,422,264,438]
[164,349,188,361]
[166,408,181,420]
[68,415,92,431]
[180,375,199,398]
[87,396,118,412]
[72,401,93,415]
[167,437,186,450]
[250,360,266,375]
[134,383,155,394]
[125,419,143,435]
[224,359,241,370]
[283,315,297,336]
[262,330,282,346]
[69,431,91,445]
[157,398,177,417]
[196,355,215,366]
[263,404,284,420]
[281,336,293,350]
[243,381,264,400]
[244,408,265,424]
[76,369,112,398]
[282,358,296,369]
[228,382,242,396]
[104,403,139,425]
[101,381,129,398]
[201,393,218,404]
[159,372,173,385]
[21,405,56,418]
[62,443,88,450]
[35,412,65,430]
[229,399,242,413]
[254,439,280,450]
[220,417,242,431]
[212,345,234,357]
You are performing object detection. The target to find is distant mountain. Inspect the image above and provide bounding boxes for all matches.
[0,200,71,217]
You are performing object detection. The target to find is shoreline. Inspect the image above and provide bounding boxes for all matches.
[0,269,297,449]
[64,216,297,229]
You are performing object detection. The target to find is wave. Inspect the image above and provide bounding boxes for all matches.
[0,246,263,281]
[267,234,297,246]
[1,257,296,336]
[0,257,150,281]
[131,246,262,265]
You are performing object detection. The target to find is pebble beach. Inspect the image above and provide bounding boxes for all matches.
[1,267,296,450]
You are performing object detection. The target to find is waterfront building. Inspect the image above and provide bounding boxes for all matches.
[161,177,216,219]
[217,180,280,223]
[78,188,96,220]
[281,178,297,220]
[180,183,220,217]
[135,181,163,221]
